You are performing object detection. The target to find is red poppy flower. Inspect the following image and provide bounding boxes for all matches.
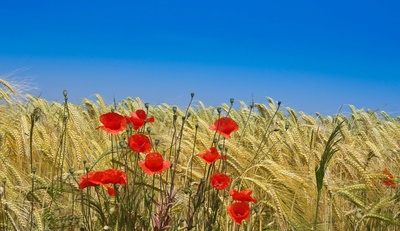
[382,168,396,189]
[226,202,250,226]
[211,172,231,190]
[126,109,155,130]
[209,117,238,139]
[128,134,152,153]
[229,189,258,203]
[79,171,104,189]
[79,169,128,196]
[104,185,116,196]
[138,152,171,175]
[100,169,128,185]
[198,147,226,164]
[96,112,128,135]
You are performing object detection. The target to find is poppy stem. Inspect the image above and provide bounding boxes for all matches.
[210,109,222,147]
[238,99,254,141]
[170,93,194,195]
[248,101,281,167]
[184,124,199,188]
[148,174,156,228]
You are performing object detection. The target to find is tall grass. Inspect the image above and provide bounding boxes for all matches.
[0,80,399,230]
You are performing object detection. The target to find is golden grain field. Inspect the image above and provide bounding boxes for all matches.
[0,79,399,231]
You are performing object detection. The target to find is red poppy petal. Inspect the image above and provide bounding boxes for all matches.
[209,117,238,138]
[211,173,231,190]
[102,169,128,185]
[134,110,147,120]
[98,112,127,134]
[144,153,164,171]
[79,171,103,189]
[139,153,171,175]
[104,185,116,196]
[226,202,250,225]
[127,110,154,130]
[382,168,396,189]
[79,176,97,189]
[198,147,223,164]
[230,189,258,203]
[157,161,171,173]
[138,160,156,175]
[128,134,152,153]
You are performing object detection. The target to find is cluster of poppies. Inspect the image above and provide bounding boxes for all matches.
[198,117,257,225]
[97,109,171,176]
[80,108,258,226]
[79,109,170,196]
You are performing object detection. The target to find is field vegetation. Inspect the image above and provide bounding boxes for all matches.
[0,79,399,230]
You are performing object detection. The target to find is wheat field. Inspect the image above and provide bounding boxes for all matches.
[0,79,399,230]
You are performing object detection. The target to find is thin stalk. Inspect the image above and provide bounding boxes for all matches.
[184,124,199,186]
[170,93,194,194]
[184,124,199,230]
[148,175,156,229]
[238,100,254,141]
[30,169,35,231]
[29,107,40,231]
[59,92,69,188]
[248,101,281,167]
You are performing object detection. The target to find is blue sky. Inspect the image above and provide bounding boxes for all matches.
[1,1,399,116]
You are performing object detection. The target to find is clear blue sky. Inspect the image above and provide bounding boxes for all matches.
[1,1,399,116]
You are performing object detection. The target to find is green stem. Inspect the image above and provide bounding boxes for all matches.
[314,190,321,230]
[147,175,156,228]
[30,171,35,231]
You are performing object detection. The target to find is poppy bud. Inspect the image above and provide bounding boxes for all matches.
[285,123,289,131]
[230,98,234,104]
[218,144,224,151]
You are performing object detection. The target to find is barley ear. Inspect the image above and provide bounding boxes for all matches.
[314,121,343,229]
